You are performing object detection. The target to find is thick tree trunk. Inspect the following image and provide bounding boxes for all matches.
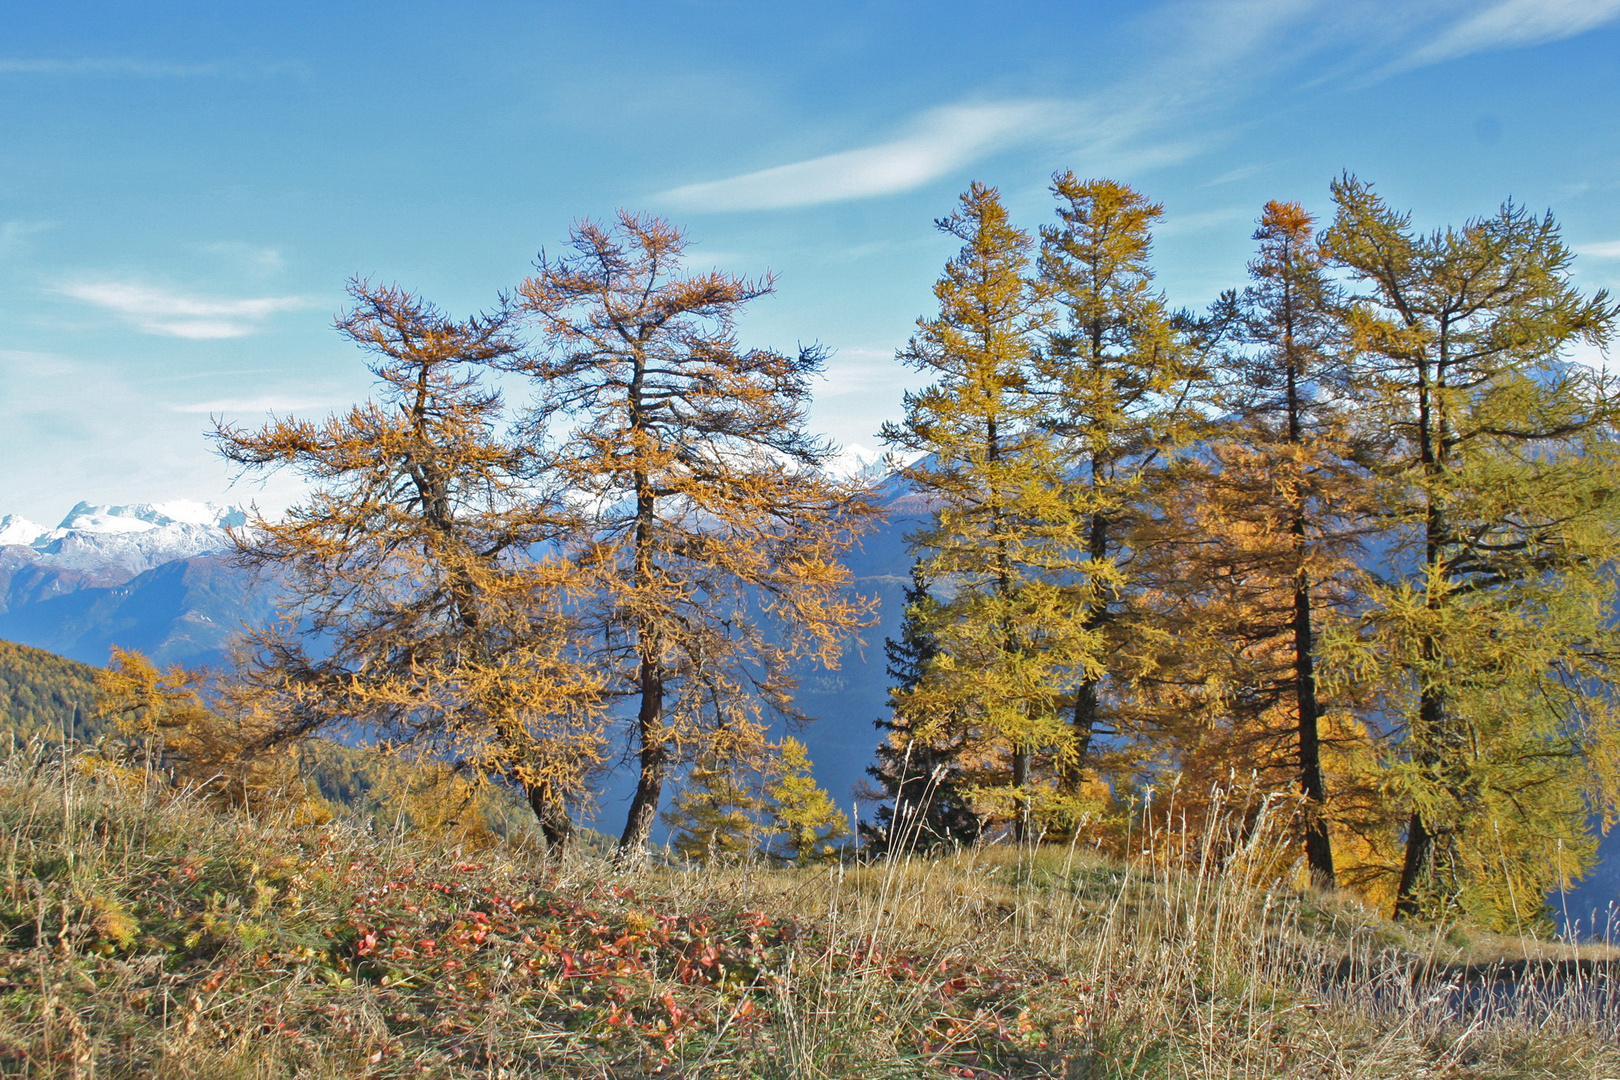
[527,784,574,851]
[1395,683,1471,920]
[1394,804,1436,922]
[1011,748,1030,842]
[616,661,667,864]
[1067,678,1099,784]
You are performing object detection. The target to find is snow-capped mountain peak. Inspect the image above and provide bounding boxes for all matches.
[0,500,248,580]
[151,500,248,529]
[825,443,893,483]
[0,515,48,548]
[54,500,246,535]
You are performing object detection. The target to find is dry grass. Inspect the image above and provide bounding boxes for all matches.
[1,742,1617,1079]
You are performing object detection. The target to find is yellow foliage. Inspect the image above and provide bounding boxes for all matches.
[95,646,314,816]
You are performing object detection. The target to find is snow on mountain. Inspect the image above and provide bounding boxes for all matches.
[825,443,892,483]
[54,501,246,535]
[0,501,246,580]
[0,515,48,547]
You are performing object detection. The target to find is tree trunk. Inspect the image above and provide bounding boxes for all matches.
[1065,497,1109,790]
[1064,677,1099,794]
[1282,293,1334,889]
[1394,680,1447,919]
[1394,804,1435,921]
[1395,357,1446,920]
[1011,748,1029,842]
[527,785,574,851]
[1292,574,1335,888]
[616,661,667,864]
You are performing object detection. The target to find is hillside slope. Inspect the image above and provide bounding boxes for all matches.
[2,746,1614,1079]
[0,637,101,744]
[0,555,274,668]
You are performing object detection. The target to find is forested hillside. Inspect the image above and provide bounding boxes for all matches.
[0,637,101,744]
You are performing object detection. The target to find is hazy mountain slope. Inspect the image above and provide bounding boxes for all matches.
[791,477,929,804]
[0,555,274,668]
[0,502,270,668]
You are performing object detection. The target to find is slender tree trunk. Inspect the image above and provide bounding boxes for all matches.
[1395,358,1448,920]
[987,411,1033,842]
[1066,478,1108,790]
[616,352,667,865]
[1293,572,1335,887]
[1283,315,1335,889]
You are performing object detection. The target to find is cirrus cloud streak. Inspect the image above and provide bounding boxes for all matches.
[58,282,315,339]
[1394,0,1620,71]
[660,102,1071,212]
[656,0,1620,214]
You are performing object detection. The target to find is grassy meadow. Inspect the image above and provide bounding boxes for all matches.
[2,741,1618,1079]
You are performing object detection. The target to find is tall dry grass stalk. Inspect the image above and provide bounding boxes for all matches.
[2,740,1617,1078]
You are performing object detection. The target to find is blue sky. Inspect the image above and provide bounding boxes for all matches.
[3,0,1619,523]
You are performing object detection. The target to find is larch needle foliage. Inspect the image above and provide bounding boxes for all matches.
[1036,175,1207,793]
[511,212,878,862]
[95,646,307,815]
[1322,175,1620,926]
[881,183,1101,835]
[662,733,849,867]
[1128,201,1380,890]
[213,281,608,845]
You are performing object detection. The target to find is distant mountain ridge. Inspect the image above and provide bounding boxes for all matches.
[0,500,246,579]
[0,501,271,668]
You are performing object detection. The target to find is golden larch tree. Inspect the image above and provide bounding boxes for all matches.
[1136,202,1374,886]
[881,182,1101,835]
[1324,176,1620,925]
[213,281,607,846]
[512,212,878,863]
[1037,175,1205,791]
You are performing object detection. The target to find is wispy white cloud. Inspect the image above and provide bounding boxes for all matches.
[58,282,313,339]
[654,0,1620,214]
[819,346,905,395]
[654,0,1339,212]
[200,242,287,275]
[0,220,53,257]
[1575,240,1620,258]
[1396,0,1620,70]
[170,397,330,414]
[660,102,1067,211]
[1156,206,1249,236]
[1202,163,1271,187]
[0,58,223,77]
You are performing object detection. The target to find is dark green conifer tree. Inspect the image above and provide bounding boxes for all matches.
[862,566,984,855]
